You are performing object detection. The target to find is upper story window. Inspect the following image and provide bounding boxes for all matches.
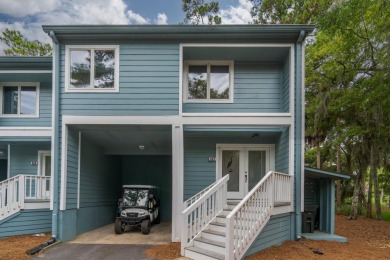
[65,45,120,92]
[0,82,39,117]
[184,61,234,103]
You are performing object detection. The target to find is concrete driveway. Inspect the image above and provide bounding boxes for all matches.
[33,222,172,259]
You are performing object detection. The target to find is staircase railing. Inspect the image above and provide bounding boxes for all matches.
[0,175,51,221]
[181,175,229,255]
[226,171,292,260]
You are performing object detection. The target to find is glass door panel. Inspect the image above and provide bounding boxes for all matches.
[222,150,240,192]
[248,151,266,191]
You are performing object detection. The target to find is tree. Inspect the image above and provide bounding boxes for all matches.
[0,29,52,56]
[182,0,222,25]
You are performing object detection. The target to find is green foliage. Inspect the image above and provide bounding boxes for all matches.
[182,0,222,25]
[0,29,52,56]
[380,211,390,222]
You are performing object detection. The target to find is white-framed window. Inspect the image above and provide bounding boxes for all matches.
[183,61,234,103]
[65,45,120,92]
[0,82,40,117]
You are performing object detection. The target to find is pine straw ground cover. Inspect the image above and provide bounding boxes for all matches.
[1,215,389,259]
[145,215,390,260]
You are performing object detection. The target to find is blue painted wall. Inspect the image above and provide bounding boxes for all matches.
[183,63,284,113]
[58,43,180,116]
[65,128,79,209]
[281,57,290,112]
[0,209,52,238]
[0,73,52,127]
[246,213,291,256]
[275,128,289,173]
[9,143,51,177]
[122,155,172,221]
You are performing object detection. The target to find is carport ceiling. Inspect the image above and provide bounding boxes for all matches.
[71,125,171,155]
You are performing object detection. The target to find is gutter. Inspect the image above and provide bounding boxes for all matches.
[295,30,305,240]
[48,31,59,240]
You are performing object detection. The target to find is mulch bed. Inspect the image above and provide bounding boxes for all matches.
[0,233,51,260]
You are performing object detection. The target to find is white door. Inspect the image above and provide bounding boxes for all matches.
[38,151,51,196]
[217,145,275,200]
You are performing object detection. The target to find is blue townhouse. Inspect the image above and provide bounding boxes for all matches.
[0,25,349,259]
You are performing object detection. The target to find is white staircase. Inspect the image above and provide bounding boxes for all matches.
[185,201,238,260]
[182,171,293,260]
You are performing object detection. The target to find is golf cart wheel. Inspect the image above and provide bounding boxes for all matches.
[141,219,151,235]
[115,219,124,234]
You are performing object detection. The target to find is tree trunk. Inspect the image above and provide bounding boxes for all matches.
[349,170,363,220]
[371,145,383,220]
[316,141,321,169]
[367,162,373,218]
[336,146,343,214]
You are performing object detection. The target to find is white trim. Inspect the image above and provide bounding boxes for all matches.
[37,150,51,176]
[272,205,292,215]
[181,43,294,48]
[7,144,10,179]
[60,124,68,211]
[290,47,295,114]
[0,70,52,74]
[62,115,293,126]
[289,126,295,212]
[182,113,292,117]
[0,82,40,118]
[0,127,51,137]
[65,45,120,93]
[183,60,234,103]
[50,47,56,211]
[171,124,184,242]
[179,45,183,115]
[77,131,81,209]
[24,201,50,210]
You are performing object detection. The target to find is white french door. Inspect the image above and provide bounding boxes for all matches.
[38,151,51,196]
[217,144,275,199]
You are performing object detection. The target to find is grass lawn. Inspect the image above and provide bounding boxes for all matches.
[382,211,390,221]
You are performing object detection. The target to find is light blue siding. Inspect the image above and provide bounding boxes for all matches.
[0,209,52,238]
[66,129,79,209]
[183,63,283,113]
[122,156,172,221]
[281,57,290,112]
[0,73,52,127]
[275,128,289,173]
[58,44,180,116]
[9,143,51,177]
[246,213,291,256]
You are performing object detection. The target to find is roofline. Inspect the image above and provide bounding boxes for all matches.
[42,24,315,43]
[0,56,52,70]
[304,167,350,180]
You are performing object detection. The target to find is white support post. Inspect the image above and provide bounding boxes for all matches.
[77,131,81,209]
[19,176,25,209]
[172,124,184,242]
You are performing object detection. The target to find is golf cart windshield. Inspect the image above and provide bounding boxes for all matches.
[123,188,149,207]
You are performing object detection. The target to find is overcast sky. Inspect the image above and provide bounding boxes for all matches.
[0,0,253,45]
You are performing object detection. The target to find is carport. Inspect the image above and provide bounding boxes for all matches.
[59,124,172,242]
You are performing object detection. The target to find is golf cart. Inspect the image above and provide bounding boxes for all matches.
[115,185,160,235]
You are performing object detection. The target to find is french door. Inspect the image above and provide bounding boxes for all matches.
[217,144,275,199]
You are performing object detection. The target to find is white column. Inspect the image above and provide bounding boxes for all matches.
[171,124,184,242]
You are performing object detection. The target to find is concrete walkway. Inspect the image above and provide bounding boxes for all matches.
[70,222,172,245]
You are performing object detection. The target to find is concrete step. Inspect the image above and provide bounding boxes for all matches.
[193,237,225,255]
[202,229,226,242]
[185,246,224,260]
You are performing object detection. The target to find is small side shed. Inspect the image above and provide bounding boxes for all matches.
[303,167,350,242]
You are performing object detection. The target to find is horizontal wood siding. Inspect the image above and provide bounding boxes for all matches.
[275,128,289,173]
[183,63,283,113]
[66,129,79,209]
[0,73,52,127]
[281,57,290,112]
[59,44,179,116]
[0,209,51,238]
[122,155,172,221]
[304,177,319,206]
[246,213,292,256]
[10,143,51,177]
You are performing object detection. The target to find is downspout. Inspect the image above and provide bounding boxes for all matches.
[295,30,305,240]
[49,31,59,240]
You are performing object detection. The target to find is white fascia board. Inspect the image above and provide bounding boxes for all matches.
[0,127,52,137]
[62,115,293,126]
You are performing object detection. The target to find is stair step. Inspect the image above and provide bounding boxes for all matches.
[209,222,226,232]
[185,246,224,260]
[194,237,225,255]
[210,222,226,227]
[203,229,226,237]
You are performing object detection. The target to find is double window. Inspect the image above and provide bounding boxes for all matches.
[184,61,233,103]
[0,83,39,117]
[65,45,119,92]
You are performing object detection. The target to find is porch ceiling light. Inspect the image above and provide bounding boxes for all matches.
[138,145,145,150]
[0,149,6,156]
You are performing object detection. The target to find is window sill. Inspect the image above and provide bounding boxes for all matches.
[0,115,39,118]
[184,99,233,104]
[65,87,119,93]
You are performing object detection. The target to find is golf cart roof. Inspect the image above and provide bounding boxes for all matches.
[122,185,158,189]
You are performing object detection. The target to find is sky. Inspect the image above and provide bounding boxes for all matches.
[0,0,254,45]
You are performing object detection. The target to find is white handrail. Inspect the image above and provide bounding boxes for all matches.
[226,171,292,260]
[0,175,51,220]
[183,180,217,209]
[181,174,229,255]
